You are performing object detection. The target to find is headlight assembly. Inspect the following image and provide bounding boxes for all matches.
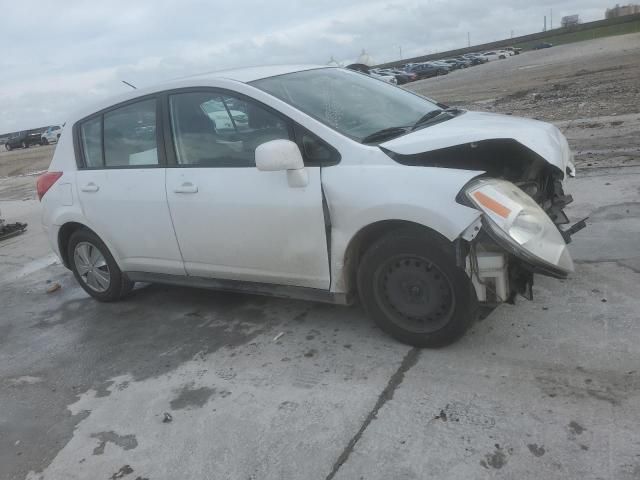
[464,178,574,277]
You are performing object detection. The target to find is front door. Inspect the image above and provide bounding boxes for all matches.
[164,90,330,289]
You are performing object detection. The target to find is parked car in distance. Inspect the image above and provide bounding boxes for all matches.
[5,129,42,150]
[38,65,582,348]
[443,58,471,69]
[462,54,488,65]
[374,68,416,85]
[369,71,397,84]
[533,42,554,50]
[405,62,448,79]
[41,125,63,145]
[482,51,507,61]
[504,47,522,55]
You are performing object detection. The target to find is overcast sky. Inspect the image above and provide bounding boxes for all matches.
[1,0,610,133]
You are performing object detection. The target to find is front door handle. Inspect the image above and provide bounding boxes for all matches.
[173,182,198,194]
[80,183,99,193]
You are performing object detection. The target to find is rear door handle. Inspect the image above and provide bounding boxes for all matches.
[80,183,99,193]
[173,182,198,194]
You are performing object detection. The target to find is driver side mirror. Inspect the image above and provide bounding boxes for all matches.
[255,139,308,188]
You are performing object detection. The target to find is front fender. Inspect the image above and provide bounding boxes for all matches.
[322,165,482,293]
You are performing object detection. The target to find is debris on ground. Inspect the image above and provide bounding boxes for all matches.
[434,408,448,421]
[46,283,61,294]
[0,210,27,241]
[162,412,173,423]
[273,332,285,342]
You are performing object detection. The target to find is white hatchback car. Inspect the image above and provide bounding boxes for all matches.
[38,65,583,347]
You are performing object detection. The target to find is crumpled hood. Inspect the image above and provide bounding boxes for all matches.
[381,111,575,175]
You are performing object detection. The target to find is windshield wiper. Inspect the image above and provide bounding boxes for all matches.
[411,108,462,131]
[361,126,411,144]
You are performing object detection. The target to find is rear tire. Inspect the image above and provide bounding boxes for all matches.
[357,229,477,348]
[68,229,134,302]
[21,141,27,149]
[5,143,11,151]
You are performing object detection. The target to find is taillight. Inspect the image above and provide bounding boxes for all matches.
[36,171,63,201]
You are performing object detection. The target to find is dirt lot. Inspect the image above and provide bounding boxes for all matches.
[408,33,640,171]
[1,33,639,480]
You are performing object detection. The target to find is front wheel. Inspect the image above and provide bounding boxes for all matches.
[68,229,134,302]
[357,229,477,348]
[41,138,49,145]
[5,143,11,151]
[21,141,27,149]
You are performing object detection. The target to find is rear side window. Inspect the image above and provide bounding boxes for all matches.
[104,99,157,167]
[77,98,158,168]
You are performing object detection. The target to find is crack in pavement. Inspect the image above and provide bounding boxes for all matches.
[325,347,420,480]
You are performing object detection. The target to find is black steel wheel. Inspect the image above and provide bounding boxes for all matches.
[358,228,477,348]
[376,255,455,334]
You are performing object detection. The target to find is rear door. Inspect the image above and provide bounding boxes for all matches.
[164,89,330,289]
[75,97,184,275]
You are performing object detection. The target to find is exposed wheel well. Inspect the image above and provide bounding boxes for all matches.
[342,220,453,295]
[58,222,90,268]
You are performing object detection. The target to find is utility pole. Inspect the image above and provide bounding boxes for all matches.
[511,30,514,38]
[399,45,402,59]
[544,15,547,32]
[550,8,553,29]
[467,32,471,47]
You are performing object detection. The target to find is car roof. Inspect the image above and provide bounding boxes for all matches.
[68,64,329,124]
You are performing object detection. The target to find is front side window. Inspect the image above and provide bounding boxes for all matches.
[169,91,290,167]
[251,68,441,143]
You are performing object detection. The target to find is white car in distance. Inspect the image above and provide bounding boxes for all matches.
[482,51,508,61]
[41,125,63,145]
[38,66,581,347]
[369,70,398,84]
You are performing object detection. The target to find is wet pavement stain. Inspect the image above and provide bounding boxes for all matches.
[110,464,133,479]
[169,384,231,410]
[569,421,586,435]
[90,431,138,455]
[527,443,546,457]
[480,444,508,469]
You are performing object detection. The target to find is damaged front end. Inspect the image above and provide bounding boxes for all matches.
[384,137,587,304]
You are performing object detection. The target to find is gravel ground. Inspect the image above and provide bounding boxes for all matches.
[407,33,640,172]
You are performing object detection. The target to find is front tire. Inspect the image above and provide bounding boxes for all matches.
[41,138,49,145]
[68,229,134,302]
[21,141,27,149]
[5,143,11,151]
[357,229,477,348]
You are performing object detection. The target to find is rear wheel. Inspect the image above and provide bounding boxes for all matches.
[5,143,11,151]
[68,229,134,302]
[21,141,27,149]
[357,229,477,348]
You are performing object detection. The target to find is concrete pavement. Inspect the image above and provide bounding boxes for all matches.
[1,164,639,480]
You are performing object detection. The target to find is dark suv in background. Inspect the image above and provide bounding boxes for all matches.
[4,130,42,150]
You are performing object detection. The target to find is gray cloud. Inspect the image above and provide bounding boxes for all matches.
[0,0,609,132]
